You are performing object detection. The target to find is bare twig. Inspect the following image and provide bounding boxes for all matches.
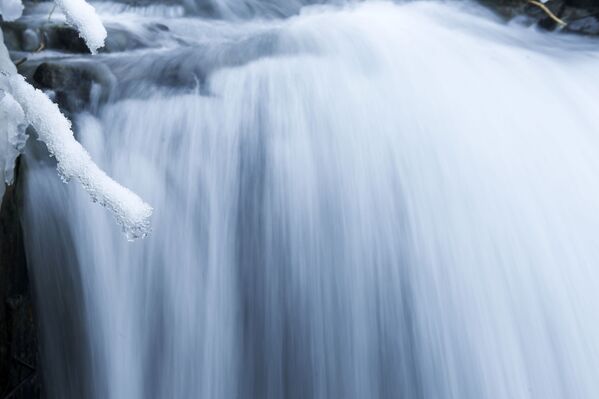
[13,29,46,67]
[1,357,36,399]
[1,370,36,399]
[528,0,567,26]
[12,356,35,371]
[48,3,56,20]
[34,31,46,53]
[13,58,27,67]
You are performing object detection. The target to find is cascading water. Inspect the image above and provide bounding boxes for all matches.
[18,1,599,398]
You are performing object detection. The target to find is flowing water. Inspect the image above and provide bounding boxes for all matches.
[19,1,599,398]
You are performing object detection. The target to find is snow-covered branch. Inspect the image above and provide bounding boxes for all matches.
[1,1,152,239]
[8,75,152,239]
[0,30,23,202]
[0,86,27,200]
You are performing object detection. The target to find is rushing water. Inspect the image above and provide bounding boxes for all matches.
[19,1,599,398]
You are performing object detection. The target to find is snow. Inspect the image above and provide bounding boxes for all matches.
[54,0,107,53]
[0,30,24,201]
[0,91,27,185]
[0,89,28,201]
[0,0,23,21]
[2,0,106,53]
[2,2,150,239]
[8,74,152,239]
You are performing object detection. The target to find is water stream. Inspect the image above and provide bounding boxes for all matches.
[20,1,599,398]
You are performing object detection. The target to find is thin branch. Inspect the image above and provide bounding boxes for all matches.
[47,3,56,20]
[528,0,567,27]
[13,58,27,67]
[12,30,45,67]
[12,356,35,371]
[1,370,36,399]
[34,31,46,53]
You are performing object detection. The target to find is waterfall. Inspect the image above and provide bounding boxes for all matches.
[20,1,599,398]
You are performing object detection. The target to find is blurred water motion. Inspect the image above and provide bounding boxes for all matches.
[20,1,599,398]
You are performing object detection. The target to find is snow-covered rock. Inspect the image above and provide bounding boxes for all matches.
[0,0,23,22]
[54,0,107,53]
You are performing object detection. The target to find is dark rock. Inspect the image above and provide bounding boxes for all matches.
[566,13,599,33]
[565,0,599,7]
[481,0,599,34]
[0,167,41,399]
[33,61,117,112]
[559,3,599,19]
[154,23,170,32]
[3,19,172,54]
[521,0,565,30]
[21,29,41,53]
[0,25,22,52]
[102,29,146,53]
[46,26,90,54]
[1,22,89,53]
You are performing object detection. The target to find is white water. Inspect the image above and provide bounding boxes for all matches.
[20,1,599,398]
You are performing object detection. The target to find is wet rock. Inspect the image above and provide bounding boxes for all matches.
[565,13,599,34]
[102,29,146,53]
[0,25,22,52]
[33,61,117,112]
[21,29,41,53]
[0,175,41,399]
[565,0,599,7]
[517,0,567,29]
[525,0,565,17]
[47,26,90,53]
[481,0,599,34]
[542,0,599,34]
[153,23,170,32]
[3,20,164,54]
[1,22,89,53]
